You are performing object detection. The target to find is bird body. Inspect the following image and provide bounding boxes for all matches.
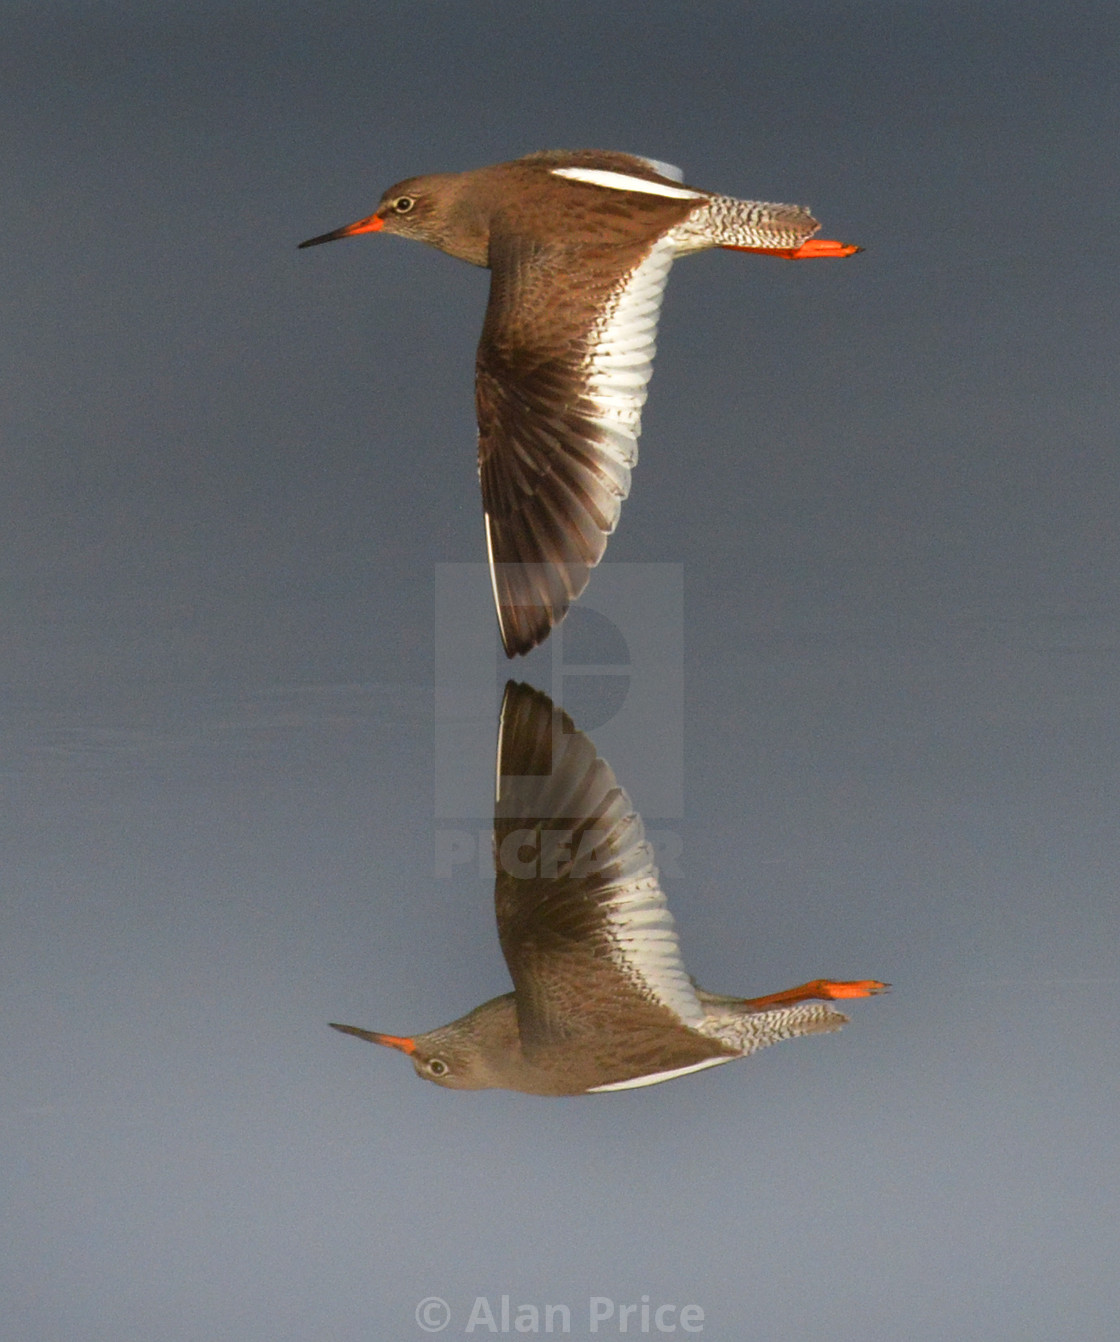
[300,150,860,654]
[331,683,886,1096]
[334,991,848,1097]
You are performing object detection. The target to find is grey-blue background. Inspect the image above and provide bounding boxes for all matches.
[4,3,1118,1338]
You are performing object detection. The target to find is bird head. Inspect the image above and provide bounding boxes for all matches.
[298,173,489,266]
[328,1022,473,1088]
[329,995,521,1091]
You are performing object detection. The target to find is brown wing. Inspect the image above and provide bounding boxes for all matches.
[476,215,682,656]
[493,683,719,1075]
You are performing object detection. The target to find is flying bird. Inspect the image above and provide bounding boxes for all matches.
[331,682,886,1095]
[299,150,860,655]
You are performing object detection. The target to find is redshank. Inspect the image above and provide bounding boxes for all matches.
[299,149,860,655]
[331,683,886,1095]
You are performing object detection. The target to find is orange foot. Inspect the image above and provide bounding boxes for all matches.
[723,238,863,260]
[744,978,890,1009]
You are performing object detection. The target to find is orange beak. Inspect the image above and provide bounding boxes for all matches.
[329,1022,417,1054]
[298,212,385,249]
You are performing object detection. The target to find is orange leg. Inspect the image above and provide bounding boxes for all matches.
[744,978,890,1009]
[723,238,863,260]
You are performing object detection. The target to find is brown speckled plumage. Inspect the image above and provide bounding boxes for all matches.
[300,150,859,654]
[329,684,886,1096]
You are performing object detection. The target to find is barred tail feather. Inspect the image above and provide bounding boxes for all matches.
[702,1001,848,1058]
[669,194,819,254]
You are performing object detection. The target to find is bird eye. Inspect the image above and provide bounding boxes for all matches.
[393,196,416,214]
[428,1058,448,1076]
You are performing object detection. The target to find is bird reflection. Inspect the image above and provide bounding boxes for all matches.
[332,682,886,1095]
